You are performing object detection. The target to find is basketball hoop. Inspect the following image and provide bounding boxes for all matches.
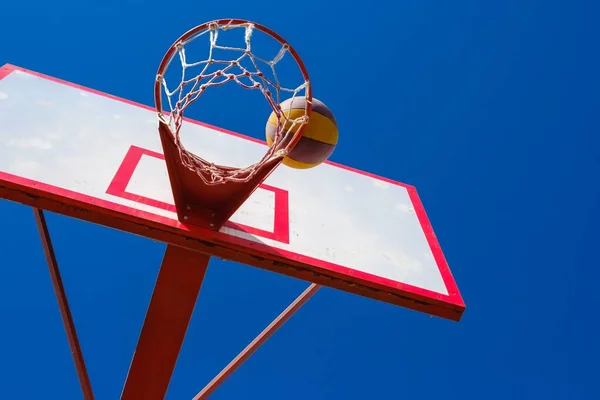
[155,19,312,185]
[154,19,312,229]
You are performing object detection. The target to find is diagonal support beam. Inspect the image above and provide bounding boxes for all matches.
[193,283,321,399]
[33,208,95,400]
[121,244,209,400]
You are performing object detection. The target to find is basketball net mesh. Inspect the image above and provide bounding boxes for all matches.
[156,21,310,185]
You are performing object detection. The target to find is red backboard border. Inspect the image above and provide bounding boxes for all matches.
[0,63,465,321]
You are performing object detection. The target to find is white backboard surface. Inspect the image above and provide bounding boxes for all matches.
[0,65,464,320]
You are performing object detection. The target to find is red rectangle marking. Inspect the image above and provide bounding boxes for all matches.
[106,145,290,244]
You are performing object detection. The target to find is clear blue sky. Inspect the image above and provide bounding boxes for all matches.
[1,0,599,399]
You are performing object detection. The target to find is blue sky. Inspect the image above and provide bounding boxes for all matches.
[1,0,599,399]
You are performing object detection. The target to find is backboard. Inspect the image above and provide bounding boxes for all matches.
[0,64,464,321]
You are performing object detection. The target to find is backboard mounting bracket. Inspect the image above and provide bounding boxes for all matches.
[158,121,281,230]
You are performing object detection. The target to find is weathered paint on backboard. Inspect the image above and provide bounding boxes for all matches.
[0,64,464,320]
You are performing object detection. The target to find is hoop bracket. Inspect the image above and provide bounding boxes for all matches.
[158,122,283,229]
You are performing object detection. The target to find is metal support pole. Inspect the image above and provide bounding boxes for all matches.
[33,208,95,400]
[193,283,321,399]
[121,245,209,400]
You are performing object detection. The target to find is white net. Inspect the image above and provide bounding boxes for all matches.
[155,20,311,185]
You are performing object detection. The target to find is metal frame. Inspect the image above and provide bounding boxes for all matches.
[33,208,319,399]
[1,63,465,398]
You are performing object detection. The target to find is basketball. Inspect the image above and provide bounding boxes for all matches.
[265,97,338,169]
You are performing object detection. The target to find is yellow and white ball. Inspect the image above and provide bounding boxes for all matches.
[265,97,338,169]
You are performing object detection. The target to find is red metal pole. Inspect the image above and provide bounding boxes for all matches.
[121,244,210,400]
[193,283,321,399]
[33,208,95,400]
